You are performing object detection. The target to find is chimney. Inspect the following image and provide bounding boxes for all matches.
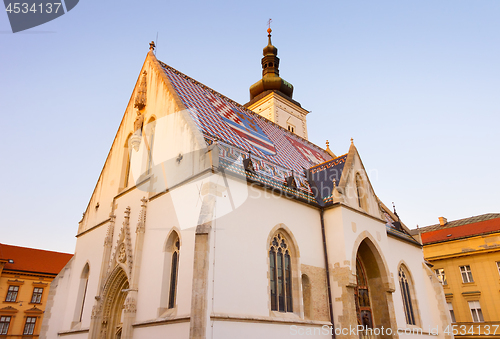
[439,217,447,226]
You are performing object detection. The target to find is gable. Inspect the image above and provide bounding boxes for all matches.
[306,154,348,205]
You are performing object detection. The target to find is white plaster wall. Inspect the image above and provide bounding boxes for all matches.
[207,175,326,318]
[42,259,73,339]
[324,205,391,328]
[212,320,328,338]
[387,236,448,337]
[132,322,190,339]
[62,225,107,330]
[134,190,196,322]
[78,55,207,235]
[341,152,381,218]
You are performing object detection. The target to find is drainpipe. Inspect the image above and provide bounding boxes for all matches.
[320,208,335,338]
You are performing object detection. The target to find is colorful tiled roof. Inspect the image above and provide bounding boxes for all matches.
[409,214,500,244]
[0,243,73,275]
[306,155,348,205]
[160,62,333,174]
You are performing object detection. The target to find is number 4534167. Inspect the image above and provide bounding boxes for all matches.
[5,3,62,14]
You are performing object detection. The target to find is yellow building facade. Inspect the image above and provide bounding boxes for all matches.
[412,214,500,339]
[0,243,72,338]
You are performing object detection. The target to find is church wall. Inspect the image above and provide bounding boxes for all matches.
[77,54,207,236]
[341,152,381,219]
[212,320,329,338]
[324,205,397,338]
[387,236,450,339]
[40,260,73,339]
[134,190,197,321]
[132,322,190,339]
[67,225,108,330]
[205,175,329,323]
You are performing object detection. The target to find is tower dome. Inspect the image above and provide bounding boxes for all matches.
[249,28,294,100]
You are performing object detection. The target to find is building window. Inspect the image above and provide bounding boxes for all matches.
[161,231,181,312]
[468,301,484,322]
[31,287,44,304]
[496,261,500,276]
[23,317,36,335]
[356,257,373,328]
[168,237,180,309]
[74,263,89,323]
[269,233,293,312]
[5,285,19,302]
[0,316,11,335]
[123,133,132,188]
[447,302,456,323]
[355,173,368,211]
[399,266,416,325]
[460,265,474,283]
[435,268,447,285]
[145,118,156,175]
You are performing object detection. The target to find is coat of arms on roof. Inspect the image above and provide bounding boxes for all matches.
[205,92,277,156]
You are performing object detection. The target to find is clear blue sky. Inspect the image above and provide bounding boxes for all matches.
[1,0,499,253]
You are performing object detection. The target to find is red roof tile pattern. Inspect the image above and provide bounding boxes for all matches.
[0,243,72,275]
[410,213,500,235]
[417,216,500,244]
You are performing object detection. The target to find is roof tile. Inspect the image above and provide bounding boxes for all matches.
[0,243,72,275]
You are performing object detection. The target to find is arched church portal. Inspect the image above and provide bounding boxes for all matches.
[355,238,394,338]
[100,267,129,339]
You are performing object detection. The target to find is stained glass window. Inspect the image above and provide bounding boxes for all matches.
[269,233,293,312]
[399,267,416,325]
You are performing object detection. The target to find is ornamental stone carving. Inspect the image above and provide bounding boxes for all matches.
[123,297,137,313]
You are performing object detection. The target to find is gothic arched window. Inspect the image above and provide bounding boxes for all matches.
[74,263,89,324]
[269,233,293,312]
[161,231,180,312]
[356,173,368,211]
[122,134,132,189]
[355,257,373,328]
[145,118,156,175]
[168,236,180,309]
[399,266,416,325]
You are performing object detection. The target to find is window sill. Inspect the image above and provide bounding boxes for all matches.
[158,306,177,319]
[269,310,301,320]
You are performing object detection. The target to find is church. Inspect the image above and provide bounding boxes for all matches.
[41,30,452,339]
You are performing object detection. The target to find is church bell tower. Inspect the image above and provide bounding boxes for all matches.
[245,27,310,140]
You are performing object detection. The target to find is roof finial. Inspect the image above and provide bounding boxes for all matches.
[149,41,155,51]
[392,202,400,221]
[326,140,330,148]
[350,137,354,144]
[267,18,272,35]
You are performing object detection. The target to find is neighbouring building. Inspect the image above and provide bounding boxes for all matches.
[41,31,451,339]
[411,214,500,339]
[0,243,73,337]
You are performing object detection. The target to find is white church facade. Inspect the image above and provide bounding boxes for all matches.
[41,33,452,339]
